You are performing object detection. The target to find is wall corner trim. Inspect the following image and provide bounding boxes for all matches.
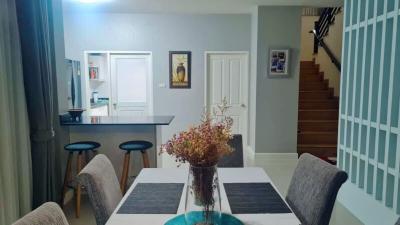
[244,145,255,167]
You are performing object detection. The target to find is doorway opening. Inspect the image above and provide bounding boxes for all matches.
[204,51,249,149]
[298,7,343,163]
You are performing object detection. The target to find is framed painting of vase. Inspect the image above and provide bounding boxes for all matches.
[169,51,191,88]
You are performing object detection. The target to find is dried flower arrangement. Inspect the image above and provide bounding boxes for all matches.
[160,98,234,167]
[160,98,234,225]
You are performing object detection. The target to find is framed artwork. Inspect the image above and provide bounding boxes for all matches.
[89,66,99,79]
[169,51,191,88]
[268,49,289,77]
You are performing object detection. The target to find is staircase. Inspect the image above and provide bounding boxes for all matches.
[297,61,338,161]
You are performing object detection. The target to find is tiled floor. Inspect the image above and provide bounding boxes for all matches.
[65,158,364,225]
[256,159,363,225]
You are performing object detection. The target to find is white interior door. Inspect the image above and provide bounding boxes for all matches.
[110,53,152,116]
[206,52,249,144]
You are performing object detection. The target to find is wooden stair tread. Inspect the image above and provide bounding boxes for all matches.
[299,99,338,102]
[298,131,337,134]
[299,109,338,112]
[299,91,331,93]
[298,60,338,160]
[298,98,337,102]
[299,102,338,105]
[300,72,320,74]
[299,120,338,122]
[298,144,337,148]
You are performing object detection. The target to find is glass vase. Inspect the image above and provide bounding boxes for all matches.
[185,165,221,225]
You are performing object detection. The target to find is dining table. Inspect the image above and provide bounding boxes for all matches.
[106,167,301,225]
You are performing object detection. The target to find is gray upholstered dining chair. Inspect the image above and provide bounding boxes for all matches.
[218,134,244,167]
[286,153,348,225]
[12,202,69,225]
[78,154,122,225]
[395,217,400,225]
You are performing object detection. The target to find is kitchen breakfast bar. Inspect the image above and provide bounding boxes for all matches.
[60,115,174,177]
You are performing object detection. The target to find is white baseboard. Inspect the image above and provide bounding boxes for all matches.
[243,146,298,167]
[338,182,398,225]
[254,152,299,167]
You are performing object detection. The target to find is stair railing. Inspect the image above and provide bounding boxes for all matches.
[309,7,342,72]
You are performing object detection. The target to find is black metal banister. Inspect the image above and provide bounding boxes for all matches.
[311,7,342,72]
[310,30,341,71]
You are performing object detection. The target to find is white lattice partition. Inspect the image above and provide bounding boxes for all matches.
[338,0,400,222]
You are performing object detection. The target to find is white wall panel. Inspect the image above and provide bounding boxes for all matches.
[338,0,400,223]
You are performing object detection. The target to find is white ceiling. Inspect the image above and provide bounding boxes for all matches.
[63,0,343,14]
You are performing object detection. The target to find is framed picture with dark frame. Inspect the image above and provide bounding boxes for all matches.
[268,49,290,77]
[169,51,191,88]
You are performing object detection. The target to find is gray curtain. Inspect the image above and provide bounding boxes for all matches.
[0,0,32,223]
[16,0,62,208]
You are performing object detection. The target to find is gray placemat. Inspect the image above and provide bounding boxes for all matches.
[117,183,184,214]
[224,183,292,214]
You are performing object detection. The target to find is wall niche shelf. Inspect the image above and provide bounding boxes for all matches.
[84,51,110,116]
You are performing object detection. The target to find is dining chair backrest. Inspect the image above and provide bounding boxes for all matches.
[286,153,348,225]
[12,202,69,225]
[78,154,122,225]
[218,134,244,167]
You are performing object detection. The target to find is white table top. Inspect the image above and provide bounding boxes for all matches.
[106,167,300,225]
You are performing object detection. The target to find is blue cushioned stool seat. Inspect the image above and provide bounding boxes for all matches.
[64,141,101,151]
[119,140,153,152]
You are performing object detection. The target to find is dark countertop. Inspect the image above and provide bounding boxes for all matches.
[60,114,174,126]
[90,101,109,109]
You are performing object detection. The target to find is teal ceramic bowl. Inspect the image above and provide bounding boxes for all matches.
[164,212,244,225]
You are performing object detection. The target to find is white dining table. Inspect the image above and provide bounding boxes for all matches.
[106,167,301,225]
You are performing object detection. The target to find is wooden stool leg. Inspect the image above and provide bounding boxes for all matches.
[76,151,83,218]
[84,151,90,166]
[141,151,150,168]
[61,152,73,207]
[120,152,131,194]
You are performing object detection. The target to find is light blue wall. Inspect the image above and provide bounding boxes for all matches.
[338,0,400,224]
[63,9,303,156]
[63,13,251,145]
[254,6,301,153]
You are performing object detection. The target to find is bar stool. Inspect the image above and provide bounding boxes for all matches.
[119,140,153,194]
[61,141,101,218]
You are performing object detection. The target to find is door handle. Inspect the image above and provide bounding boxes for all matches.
[241,103,246,108]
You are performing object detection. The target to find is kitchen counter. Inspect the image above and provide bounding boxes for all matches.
[59,114,174,176]
[60,115,174,126]
[90,101,109,109]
